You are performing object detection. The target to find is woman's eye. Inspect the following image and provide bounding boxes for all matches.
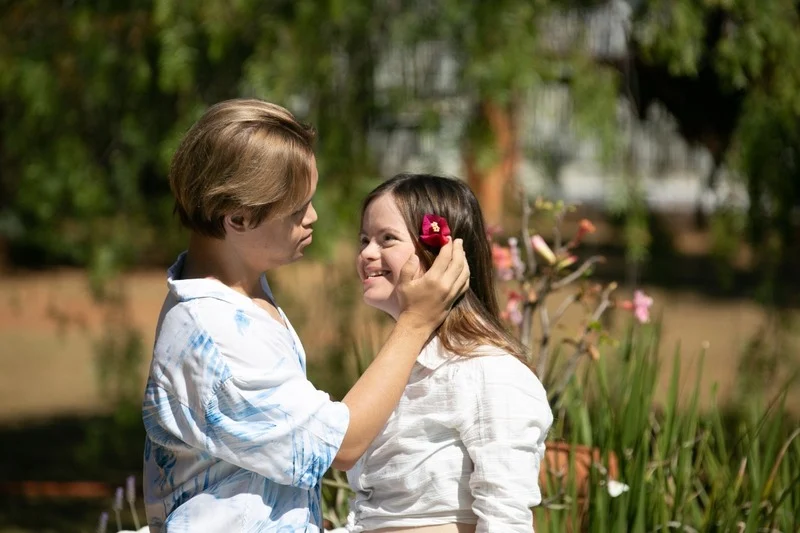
[383,234,397,242]
[359,236,369,246]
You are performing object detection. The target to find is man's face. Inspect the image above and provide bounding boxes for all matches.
[229,157,319,272]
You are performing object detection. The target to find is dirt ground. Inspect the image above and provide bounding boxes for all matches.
[1,255,799,423]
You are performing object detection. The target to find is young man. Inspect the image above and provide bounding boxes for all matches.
[142,99,469,532]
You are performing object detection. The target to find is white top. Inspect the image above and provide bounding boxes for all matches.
[346,337,553,533]
[142,252,350,532]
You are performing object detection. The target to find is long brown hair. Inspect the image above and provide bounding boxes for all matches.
[362,173,529,366]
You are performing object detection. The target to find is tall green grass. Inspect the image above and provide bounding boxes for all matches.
[323,323,800,532]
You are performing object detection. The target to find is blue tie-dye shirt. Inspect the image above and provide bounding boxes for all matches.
[142,253,350,532]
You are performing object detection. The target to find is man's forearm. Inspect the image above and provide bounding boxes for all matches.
[334,315,434,469]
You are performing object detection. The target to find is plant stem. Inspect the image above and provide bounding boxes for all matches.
[520,195,537,277]
[550,284,615,400]
[128,501,140,530]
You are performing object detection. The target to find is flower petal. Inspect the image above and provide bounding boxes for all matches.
[420,214,451,249]
[531,235,556,264]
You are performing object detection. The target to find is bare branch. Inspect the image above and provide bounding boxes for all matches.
[536,303,551,376]
[549,283,616,401]
[551,292,579,328]
[552,256,605,290]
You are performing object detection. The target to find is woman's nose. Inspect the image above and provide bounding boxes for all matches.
[360,240,380,260]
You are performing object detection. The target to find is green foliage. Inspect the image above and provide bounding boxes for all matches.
[734,95,800,302]
[632,0,800,289]
[543,327,799,531]
[2,0,800,293]
[0,0,618,272]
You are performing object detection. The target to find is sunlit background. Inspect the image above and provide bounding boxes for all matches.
[1,1,799,531]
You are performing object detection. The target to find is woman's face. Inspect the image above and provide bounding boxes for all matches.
[357,193,419,319]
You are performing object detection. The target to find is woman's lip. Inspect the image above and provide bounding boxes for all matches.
[362,272,388,284]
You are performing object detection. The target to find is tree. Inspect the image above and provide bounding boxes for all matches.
[626,0,800,298]
[2,0,799,296]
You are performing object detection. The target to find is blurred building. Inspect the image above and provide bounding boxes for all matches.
[365,0,748,214]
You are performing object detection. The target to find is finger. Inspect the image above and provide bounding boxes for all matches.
[444,264,470,306]
[455,261,471,297]
[426,238,456,278]
[397,251,421,286]
[439,239,467,285]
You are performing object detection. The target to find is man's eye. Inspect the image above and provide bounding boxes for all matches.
[293,201,311,216]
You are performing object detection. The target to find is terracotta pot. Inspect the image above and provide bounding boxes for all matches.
[535,441,620,531]
[540,441,620,501]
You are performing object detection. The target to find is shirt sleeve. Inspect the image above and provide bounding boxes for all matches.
[146,374,350,490]
[144,303,350,491]
[455,356,553,533]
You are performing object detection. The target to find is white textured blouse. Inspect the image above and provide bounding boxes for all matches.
[346,337,553,533]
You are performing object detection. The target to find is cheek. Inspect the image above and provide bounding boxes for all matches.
[385,246,417,280]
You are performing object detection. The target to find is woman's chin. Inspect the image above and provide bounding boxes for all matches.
[362,294,387,310]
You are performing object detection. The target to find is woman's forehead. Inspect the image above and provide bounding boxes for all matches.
[362,195,409,232]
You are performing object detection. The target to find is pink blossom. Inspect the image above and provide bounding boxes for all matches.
[620,290,653,324]
[501,291,523,325]
[633,290,653,323]
[569,218,597,248]
[577,218,596,239]
[492,244,514,280]
[531,235,556,265]
[485,224,503,241]
[507,237,525,280]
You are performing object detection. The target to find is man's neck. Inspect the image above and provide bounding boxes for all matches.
[182,233,264,300]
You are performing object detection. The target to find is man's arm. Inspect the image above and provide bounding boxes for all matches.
[333,238,469,470]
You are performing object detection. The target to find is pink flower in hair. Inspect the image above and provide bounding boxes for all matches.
[420,214,451,249]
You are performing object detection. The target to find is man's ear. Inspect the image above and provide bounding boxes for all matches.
[223,213,249,234]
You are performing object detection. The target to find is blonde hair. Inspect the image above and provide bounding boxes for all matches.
[362,173,530,367]
[169,99,316,238]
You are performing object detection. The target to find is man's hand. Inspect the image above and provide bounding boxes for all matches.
[336,238,469,470]
[394,238,470,332]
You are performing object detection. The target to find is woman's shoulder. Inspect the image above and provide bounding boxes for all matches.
[452,346,546,394]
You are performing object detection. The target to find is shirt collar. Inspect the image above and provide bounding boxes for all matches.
[415,336,510,369]
[166,251,276,308]
[415,336,456,369]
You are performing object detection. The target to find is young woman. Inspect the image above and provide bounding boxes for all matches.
[348,173,553,533]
